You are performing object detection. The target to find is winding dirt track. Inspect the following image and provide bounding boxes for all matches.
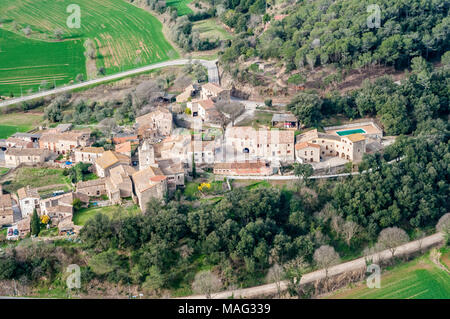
[182,232,444,299]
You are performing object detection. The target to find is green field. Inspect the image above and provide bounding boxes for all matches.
[73,204,140,226]
[2,167,71,194]
[330,253,450,299]
[0,29,85,96]
[193,18,234,41]
[0,0,177,95]
[166,0,194,16]
[0,112,44,138]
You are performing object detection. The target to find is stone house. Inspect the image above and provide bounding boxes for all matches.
[105,164,135,204]
[95,150,131,177]
[200,83,230,102]
[4,148,49,167]
[0,194,14,227]
[225,127,295,163]
[73,146,105,164]
[39,130,91,154]
[5,137,33,149]
[17,186,40,218]
[76,178,107,198]
[132,167,167,212]
[295,142,321,163]
[135,107,173,137]
[296,129,366,162]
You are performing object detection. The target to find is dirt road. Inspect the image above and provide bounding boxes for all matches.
[183,232,444,299]
[0,59,218,108]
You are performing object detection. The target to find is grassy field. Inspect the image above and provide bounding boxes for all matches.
[236,110,274,128]
[166,0,194,16]
[0,0,177,95]
[0,112,44,138]
[329,252,450,299]
[2,167,71,193]
[73,204,140,226]
[193,18,233,41]
[0,29,85,96]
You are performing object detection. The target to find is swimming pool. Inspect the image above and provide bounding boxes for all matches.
[336,128,366,136]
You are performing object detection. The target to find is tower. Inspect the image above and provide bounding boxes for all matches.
[138,140,155,171]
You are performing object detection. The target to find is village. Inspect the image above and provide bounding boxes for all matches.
[0,80,385,240]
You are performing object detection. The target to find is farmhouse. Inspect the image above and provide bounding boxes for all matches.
[135,107,173,137]
[17,186,40,218]
[106,164,135,204]
[176,84,199,103]
[95,150,131,177]
[4,148,49,167]
[73,146,105,164]
[295,142,321,163]
[296,129,366,163]
[132,167,167,212]
[156,158,185,189]
[17,217,31,238]
[5,137,33,149]
[214,161,273,176]
[200,83,230,102]
[10,132,41,143]
[0,194,14,226]
[39,130,91,154]
[76,178,107,198]
[225,127,295,163]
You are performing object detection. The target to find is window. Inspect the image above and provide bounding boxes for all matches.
[304,151,307,155]
[310,151,313,155]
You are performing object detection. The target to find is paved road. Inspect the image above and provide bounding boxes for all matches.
[183,232,444,299]
[0,59,218,108]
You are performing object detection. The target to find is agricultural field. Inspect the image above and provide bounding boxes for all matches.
[0,29,85,97]
[193,18,234,41]
[329,252,450,299]
[0,112,44,138]
[1,167,71,194]
[0,0,177,95]
[73,204,140,226]
[166,0,194,16]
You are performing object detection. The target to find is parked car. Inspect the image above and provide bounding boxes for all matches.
[7,228,13,236]
[13,229,19,236]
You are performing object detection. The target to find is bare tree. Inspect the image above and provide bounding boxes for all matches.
[192,270,222,299]
[342,221,361,247]
[377,227,409,258]
[331,215,344,235]
[266,263,285,298]
[313,245,340,278]
[436,213,450,244]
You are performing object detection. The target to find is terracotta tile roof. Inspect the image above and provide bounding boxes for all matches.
[17,186,40,200]
[96,151,130,169]
[295,142,320,150]
[115,141,131,154]
[5,148,47,156]
[198,99,215,109]
[344,133,366,142]
[76,178,106,189]
[132,167,166,193]
[75,146,105,154]
[40,131,88,143]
